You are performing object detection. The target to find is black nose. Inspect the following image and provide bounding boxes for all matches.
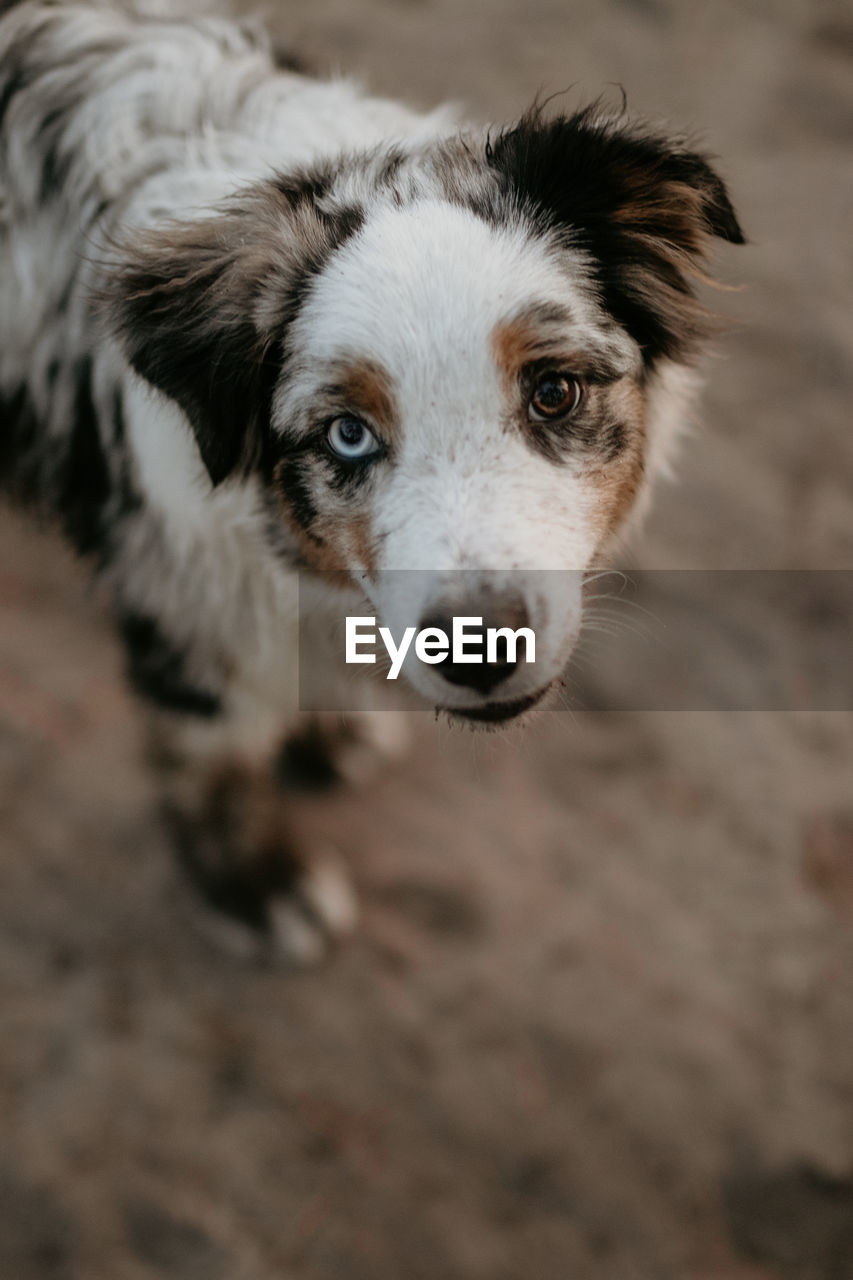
[419,598,531,696]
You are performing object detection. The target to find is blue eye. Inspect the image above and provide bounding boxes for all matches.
[326,415,381,461]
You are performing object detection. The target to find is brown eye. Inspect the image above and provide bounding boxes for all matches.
[528,373,583,421]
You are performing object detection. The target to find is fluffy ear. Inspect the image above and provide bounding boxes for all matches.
[486,105,744,364]
[103,179,361,485]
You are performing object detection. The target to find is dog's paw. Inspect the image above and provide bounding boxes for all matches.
[170,797,360,966]
[185,849,359,967]
[267,851,359,965]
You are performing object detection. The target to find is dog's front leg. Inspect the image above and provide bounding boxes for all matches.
[145,714,358,965]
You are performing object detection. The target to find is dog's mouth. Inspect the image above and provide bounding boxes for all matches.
[441,684,552,725]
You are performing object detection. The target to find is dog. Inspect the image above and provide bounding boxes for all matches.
[0,0,743,961]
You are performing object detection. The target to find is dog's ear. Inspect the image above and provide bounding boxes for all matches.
[104,180,361,485]
[486,106,744,364]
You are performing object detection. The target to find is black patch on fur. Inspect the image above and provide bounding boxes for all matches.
[485,105,744,364]
[324,454,379,496]
[1,362,112,551]
[273,166,333,205]
[37,105,75,203]
[167,800,302,933]
[0,23,43,131]
[120,612,223,718]
[271,169,366,260]
[59,357,111,555]
[322,203,364,243]
[269,39,311,77]
[0,380,42,506]
[108,263,279,487]
[0,367,140,565]
[524,407,626,465]
[273,453,321,532]
[377,147,406,187]
[106,174,364,487]
[598,416,628,462]
[277,725,343,791]
[110,386,143,527]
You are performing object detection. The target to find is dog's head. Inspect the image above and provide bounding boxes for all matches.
[107,104,743,722]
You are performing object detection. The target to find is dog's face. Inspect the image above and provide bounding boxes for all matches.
[109,107,742,722]
[273,199,640,716]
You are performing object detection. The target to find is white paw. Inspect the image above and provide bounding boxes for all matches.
[268,851,359,965]
[267,898,329,966]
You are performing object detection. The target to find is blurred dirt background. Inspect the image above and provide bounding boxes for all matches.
[2,0,853,1276]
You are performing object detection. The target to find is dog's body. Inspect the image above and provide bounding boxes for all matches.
[0,0,742,959]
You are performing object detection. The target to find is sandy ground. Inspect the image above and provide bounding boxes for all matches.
[2,0,853,1276]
